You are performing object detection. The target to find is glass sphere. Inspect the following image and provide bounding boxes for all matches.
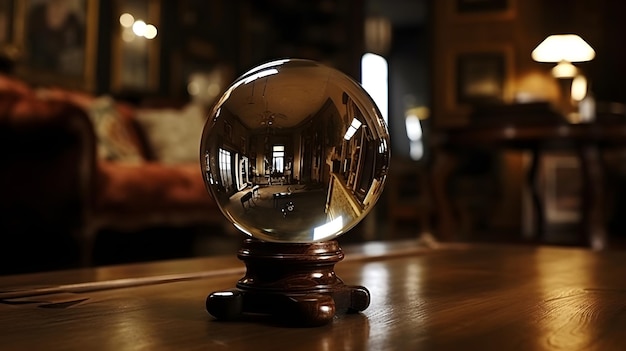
[200,59,390,242]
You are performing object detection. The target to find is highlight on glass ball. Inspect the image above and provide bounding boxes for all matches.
[200,59,390,242]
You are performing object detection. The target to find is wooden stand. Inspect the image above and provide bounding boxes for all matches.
[206,239,370,326]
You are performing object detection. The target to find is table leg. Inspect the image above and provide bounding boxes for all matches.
[526,148,545,242]
[431,150,458,241]
[579,145,607,250]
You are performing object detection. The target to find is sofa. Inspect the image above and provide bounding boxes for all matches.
[0,74,228,270]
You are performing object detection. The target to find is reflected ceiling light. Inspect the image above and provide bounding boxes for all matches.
[244,59,290,78]
[343,118,362,140]
[313,216,343,241]
[243,69,279,84]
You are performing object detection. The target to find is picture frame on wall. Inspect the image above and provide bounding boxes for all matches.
[111,0,161,93]
[456,0,508,13]
[450,0,516,21]
[456,52,506,106]
[442,44,514,118]
[224,121,232,142]
[14,0,98,91]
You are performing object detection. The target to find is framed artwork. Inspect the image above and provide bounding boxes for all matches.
[442,44,514,117]
[111,0,160,93]
[224,121,232,142]
[456,52,506,105]
[456,0,508,13]
[14,0,98,91]
[450,0,516,21]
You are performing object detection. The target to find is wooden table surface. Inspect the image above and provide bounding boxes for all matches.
[1,240,626,350]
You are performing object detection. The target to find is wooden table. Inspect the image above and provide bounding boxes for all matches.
[2,240,626,350]
[432,114,626,250]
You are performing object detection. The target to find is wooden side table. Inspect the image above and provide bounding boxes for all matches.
[431,117,626,249]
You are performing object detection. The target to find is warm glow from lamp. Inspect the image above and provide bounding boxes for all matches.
[404,106,428,161]
[132,20,147,37]
[532,34,596,63]
[144,24,158,39]
[532,34,595,78]
[571,75,588,101]
[551,61,578,79]
[532,35,597,123]
[122,16,158,40]
[119,13,134,28]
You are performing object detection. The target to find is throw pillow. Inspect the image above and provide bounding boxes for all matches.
[88,96,144,163]
[135,103,207,164]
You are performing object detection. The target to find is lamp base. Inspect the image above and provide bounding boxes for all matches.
[206,239,370,326]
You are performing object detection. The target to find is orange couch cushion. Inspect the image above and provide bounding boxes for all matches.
[96,161,216,213]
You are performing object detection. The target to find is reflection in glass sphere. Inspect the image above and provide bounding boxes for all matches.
[200,59,390,242]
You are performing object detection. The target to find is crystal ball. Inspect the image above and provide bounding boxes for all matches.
[200,59,390,242]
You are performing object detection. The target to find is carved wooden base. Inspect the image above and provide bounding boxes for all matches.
[206,239,370,326]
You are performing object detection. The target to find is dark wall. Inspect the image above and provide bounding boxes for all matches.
[94,1,364,101]
[590,1,626,103]
[389,24,430,162]
[540,0,626,104]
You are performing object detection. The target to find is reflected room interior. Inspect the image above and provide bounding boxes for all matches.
[201,60,389,243]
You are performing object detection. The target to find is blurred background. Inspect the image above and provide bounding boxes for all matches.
[1,0,625,274]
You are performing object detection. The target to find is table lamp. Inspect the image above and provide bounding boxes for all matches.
[531,34,595,79]
[531,34,595,121]
[199,59,390,326]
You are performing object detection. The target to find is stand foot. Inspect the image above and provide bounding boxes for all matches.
[206,240,370,326]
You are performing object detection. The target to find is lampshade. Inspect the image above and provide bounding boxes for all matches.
[531,34,596,63]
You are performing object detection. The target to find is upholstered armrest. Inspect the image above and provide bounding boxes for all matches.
[0,91,97,238]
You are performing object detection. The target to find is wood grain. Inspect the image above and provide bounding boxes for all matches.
[1,241,626,350]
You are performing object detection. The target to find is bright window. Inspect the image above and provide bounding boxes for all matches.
[272,145,284,173]
[219,148,232,190]
[361,53,388,125]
